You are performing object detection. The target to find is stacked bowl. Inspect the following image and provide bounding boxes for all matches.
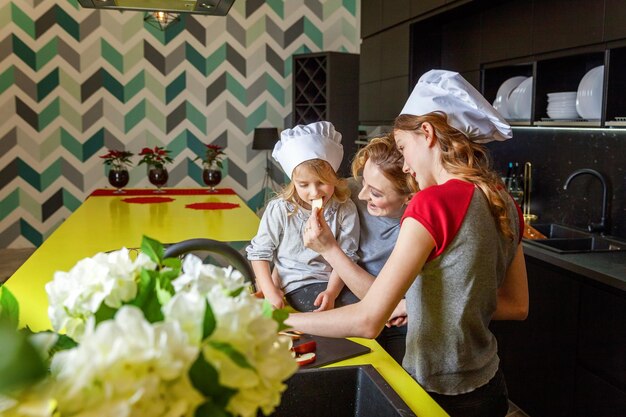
[546,92,580,120]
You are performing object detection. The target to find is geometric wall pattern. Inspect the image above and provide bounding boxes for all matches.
[0,0,360,248]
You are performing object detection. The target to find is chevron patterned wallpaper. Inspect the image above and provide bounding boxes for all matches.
[0,0,360,248]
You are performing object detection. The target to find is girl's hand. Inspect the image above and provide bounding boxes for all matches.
[386,299,407,327]
[265,288,285,309]
[313,290,336,312]
[303,207,337,254]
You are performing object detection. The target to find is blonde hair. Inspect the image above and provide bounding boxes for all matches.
[277,159,350,215]
[393,111,515,241]
[352,135,419,195]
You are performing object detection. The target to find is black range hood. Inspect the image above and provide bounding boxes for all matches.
[78,0,236,16]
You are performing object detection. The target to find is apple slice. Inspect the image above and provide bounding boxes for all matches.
[295,352,316,366]
[278,330,301,340]
[292,340,317,354]
[311,198,323,210]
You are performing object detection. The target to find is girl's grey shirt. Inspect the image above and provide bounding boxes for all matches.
[246,198,360,295]
[348,178,404,276]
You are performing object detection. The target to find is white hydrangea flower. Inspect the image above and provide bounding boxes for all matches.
[50,306,203,417]
[172,254,246,296]
[202,288,297,417]
[45,248,155,341]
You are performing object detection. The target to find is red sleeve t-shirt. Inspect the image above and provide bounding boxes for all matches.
[401,179,523,261]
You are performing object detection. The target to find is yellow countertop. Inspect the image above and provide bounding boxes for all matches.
[5,188,447,416]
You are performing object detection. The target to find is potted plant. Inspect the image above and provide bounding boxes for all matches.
[138,146,173,192]
[99,149,133,193]
[198,144,226,192]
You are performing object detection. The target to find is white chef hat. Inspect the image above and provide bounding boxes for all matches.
[272,121,343,179]
[400,70,512,143]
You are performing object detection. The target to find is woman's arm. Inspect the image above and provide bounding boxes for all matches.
[492,244,529,320]
[287,217,433,338]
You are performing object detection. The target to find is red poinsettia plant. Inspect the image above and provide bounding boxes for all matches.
[99,149,134,169]
[202,144,226,168]
[137,146,173,169]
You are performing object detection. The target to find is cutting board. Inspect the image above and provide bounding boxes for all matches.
[293,334,371,370]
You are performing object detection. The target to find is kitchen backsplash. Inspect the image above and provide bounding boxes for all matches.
[488,127,626,239]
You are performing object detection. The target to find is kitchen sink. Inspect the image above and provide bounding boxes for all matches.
[265,365,416,417]
[523,223,626,254]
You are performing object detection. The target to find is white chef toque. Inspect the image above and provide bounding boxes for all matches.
[400,70,512,143]
[272,121,344,179]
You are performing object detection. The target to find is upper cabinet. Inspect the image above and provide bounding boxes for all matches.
[360,0,626,126]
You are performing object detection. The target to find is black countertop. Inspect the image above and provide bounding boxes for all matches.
[522,242,626,292]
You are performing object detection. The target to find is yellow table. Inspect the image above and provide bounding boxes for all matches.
[5,187,447,416]
[5,188,260,331]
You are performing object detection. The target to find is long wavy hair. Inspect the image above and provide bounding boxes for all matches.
[393,111,515,241]
[351,135,419,195]
[277,159,350,215]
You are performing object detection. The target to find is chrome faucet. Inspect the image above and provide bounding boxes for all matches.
[563,168,609,234]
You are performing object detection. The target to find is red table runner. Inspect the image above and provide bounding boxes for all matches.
[185,202,240,210]
[122,197,175,204]
[90,188,236,197]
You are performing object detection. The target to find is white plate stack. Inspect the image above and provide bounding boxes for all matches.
[547,92,580,120]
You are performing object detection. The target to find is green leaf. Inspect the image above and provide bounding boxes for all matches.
[189,355,236,406]
[261,299,273,318]
[0,325,47,393]
[162,257,181,271]
[48,333,78,356]
[272,308,290,332]
[141,235,164,265]
[130,269,163,323]
[94,302,117,324]
[228,286,245,297]
[133,269,156,307]
[194,401,232,417]
[155,277,173,306]
[208,340,255,370]
[0,286,19,330]
[202,299,216,340]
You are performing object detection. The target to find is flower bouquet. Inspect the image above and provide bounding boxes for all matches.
[0,236,297,417]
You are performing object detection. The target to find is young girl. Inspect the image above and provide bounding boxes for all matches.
[246,121,360,312]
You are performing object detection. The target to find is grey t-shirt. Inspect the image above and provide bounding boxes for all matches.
[402,180,520,395]
[348,179,403,276]
[246,198,360,294]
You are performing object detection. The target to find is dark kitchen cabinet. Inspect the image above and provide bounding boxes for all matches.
[532,0,604,54]
[491,257,580,417]
[409,0,446,18]
[605,0,626,41]
[382,0,410,28]
[480,1,533,63]
[292,52,359,176]
[361,0,626,125]
[574,366,626,417]
[577,281,626,393]
[492,253,626,417]
[361,0,382,38]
